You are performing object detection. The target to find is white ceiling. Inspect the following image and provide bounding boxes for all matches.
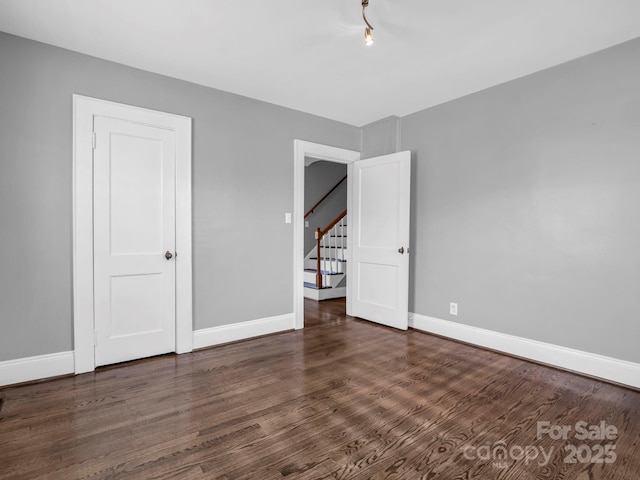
[1,0,640,126]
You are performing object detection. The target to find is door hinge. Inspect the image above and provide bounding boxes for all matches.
[91,132,96,149]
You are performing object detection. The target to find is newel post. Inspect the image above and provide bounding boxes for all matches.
[315,228,323,288]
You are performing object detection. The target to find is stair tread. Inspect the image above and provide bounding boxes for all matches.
[304,269,343,275]
[309,257,347,262]
[303,282,333,290]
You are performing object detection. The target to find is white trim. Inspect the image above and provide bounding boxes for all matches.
[72,95,193,374]
[0,352,74,387]
[303,286,347,301]
[293,140,360,330]
[174,106,193,355]
[409,312,640,389]
[193,314,294,350]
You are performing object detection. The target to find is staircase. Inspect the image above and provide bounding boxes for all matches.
[303,212,348,301]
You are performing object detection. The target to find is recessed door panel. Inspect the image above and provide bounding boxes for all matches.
[110,134,164,255]
[358,161,401,249]
[110,274,164,338]
[357,262,399,309]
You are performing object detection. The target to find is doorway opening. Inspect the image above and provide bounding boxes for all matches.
[303,160,348,302]
[293,141,360,329]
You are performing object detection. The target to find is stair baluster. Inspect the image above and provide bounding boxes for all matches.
[340,217,345,259]
[315,227,323,289]
[340,218,347,260]
[322,230,327,280]
[331,223,336,275]
[314,209,348,289]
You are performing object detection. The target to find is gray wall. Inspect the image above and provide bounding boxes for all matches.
[360,116,401,159]
[402,37,640,363]
[2,29,639,367]
[304,161,347,254]
[0,32,359,362]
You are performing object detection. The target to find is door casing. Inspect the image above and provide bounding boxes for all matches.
[72,95,193,374]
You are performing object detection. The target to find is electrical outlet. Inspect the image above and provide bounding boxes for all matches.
[305,220,309,228]
[449,302,458,316]
[285,212,292,224]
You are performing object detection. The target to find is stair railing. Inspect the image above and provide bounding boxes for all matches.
[314,209,347,288]
[305,175,347,219]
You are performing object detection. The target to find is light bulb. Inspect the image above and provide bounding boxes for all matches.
[365,27,374,46]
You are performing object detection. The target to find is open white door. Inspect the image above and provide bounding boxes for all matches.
[348,151,411,330]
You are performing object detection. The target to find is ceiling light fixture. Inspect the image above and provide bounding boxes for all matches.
[362,0,374,46]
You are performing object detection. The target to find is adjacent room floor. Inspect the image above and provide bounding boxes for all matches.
[1,298,638,479]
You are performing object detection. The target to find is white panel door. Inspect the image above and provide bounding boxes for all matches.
[350,151,411,330]
[93,116,176,366]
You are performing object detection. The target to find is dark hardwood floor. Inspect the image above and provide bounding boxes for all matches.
[1,298,639,479]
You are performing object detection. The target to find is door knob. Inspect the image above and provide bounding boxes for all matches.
[398,247,405,254]
[165,251,173,260]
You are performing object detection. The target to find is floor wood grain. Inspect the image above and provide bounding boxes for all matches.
[1,298,638,479]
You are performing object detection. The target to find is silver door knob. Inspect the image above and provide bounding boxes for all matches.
[165,251,173,260]
[398,247,405,254]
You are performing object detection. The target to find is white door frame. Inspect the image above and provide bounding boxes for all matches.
[293,140,360,329]
[72,95,193,374]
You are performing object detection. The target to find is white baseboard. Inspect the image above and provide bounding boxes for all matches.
[409,313,640,390]
[4,316,636,390]
[193,313,294,350]
[0,351,75,387]
[0,314,294,386]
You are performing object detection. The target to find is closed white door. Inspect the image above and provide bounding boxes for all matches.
[349,151,411,330]
[93,116,177,366]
